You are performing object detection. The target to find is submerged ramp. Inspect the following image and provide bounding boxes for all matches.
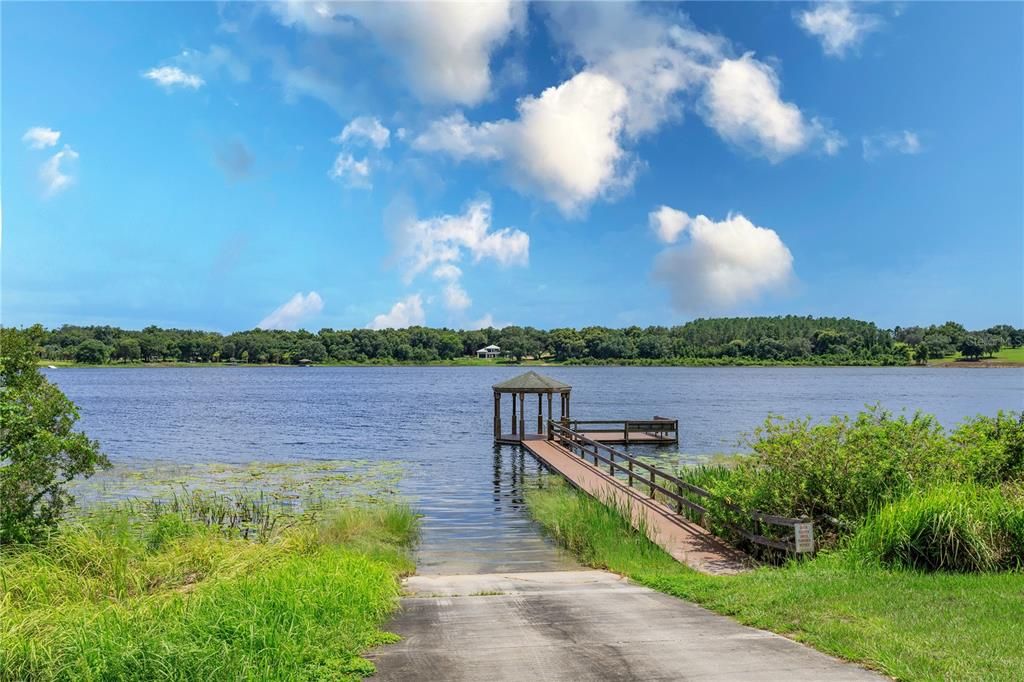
[522,438,749,575]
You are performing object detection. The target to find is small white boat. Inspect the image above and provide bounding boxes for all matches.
[47,365,58,369]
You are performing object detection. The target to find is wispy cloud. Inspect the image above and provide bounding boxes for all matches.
[22,126,61,149]
[328,153,372,189]
[257,291,324,330]
[335,116,391,150]
[40,145,79,197]
[143,65,205,90]
[862,130,923,160]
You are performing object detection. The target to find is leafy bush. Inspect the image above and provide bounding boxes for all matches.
[849,484,1024,572]
[948,411,1024,485]
[1,327,109,544]
[676,407,1024,552]
[726,406,952,524]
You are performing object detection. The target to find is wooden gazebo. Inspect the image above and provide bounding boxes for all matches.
[493,371,571,444]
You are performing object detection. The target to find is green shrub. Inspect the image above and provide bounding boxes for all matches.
[849,484,1024,572]
[949,412,1024,485]
[674,408,1024,552]
[1,327,109,544]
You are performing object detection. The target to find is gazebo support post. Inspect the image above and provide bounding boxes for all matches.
[511,393,517,436]
[537,394,543,434]
[518,392,525,439]
[493,391,500,441]
[547,393,553,433]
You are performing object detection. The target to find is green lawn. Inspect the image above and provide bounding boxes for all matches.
[526,479,1024,681]
[1,500,419,681]
[929,346,1024,364]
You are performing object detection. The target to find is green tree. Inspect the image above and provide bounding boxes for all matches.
[74,339,110,364]
[1,328,109,544]
[958,334,985,360]
[112,337,142,363]
[922,333,953,360]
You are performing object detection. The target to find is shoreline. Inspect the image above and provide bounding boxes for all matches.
[40,359,1024,369]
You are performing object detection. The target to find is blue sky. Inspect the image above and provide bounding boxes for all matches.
[3,1,1022,332]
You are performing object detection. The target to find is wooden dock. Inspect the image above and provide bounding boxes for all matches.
[491,371,813,569]
[521,437,749,575]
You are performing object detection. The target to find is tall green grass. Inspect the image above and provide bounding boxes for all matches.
[0,499,419,681]
[849,483,1024,572]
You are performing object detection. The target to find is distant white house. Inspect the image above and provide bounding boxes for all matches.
[476,344,501,359]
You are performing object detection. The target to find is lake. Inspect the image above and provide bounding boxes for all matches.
[47,366,1023,573]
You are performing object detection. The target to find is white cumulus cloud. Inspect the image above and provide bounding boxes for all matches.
[797,2,883,58]
[258,291,324,330]
[143,65,205,90]
[652,209,794,313]
[23,127,61,149]
[335,116,390,149]
[368,294,426,329]
[649,205,691,244]
[701,53,842,161]
[862,130,923,160]
[40,145,79,197]
[415,71,634,216]
[272,1,524,105]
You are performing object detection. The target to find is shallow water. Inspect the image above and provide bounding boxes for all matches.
[47,366,1023,573]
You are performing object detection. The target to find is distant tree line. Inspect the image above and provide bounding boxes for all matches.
[24,317,1023,366]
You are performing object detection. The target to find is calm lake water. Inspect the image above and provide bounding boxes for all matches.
[47,366,1023,573]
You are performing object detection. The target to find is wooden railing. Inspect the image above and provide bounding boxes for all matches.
[546,420,813,555]
[565,417,679,443]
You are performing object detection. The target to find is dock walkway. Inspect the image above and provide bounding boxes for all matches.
[522,438,748,575]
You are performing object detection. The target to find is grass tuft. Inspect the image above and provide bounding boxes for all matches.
[849,484,1024,572]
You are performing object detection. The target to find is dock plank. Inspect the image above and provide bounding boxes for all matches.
[522,439,749,575]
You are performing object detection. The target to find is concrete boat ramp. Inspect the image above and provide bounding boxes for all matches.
[369,570,883,681]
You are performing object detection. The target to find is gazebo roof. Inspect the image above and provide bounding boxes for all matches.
[493,370,571,393]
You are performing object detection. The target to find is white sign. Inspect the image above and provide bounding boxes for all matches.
[794,522,815,554]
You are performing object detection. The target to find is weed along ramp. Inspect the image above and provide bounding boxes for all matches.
[522,437,747,574]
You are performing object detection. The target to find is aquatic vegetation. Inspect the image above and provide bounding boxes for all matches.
[69,458,408,517]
